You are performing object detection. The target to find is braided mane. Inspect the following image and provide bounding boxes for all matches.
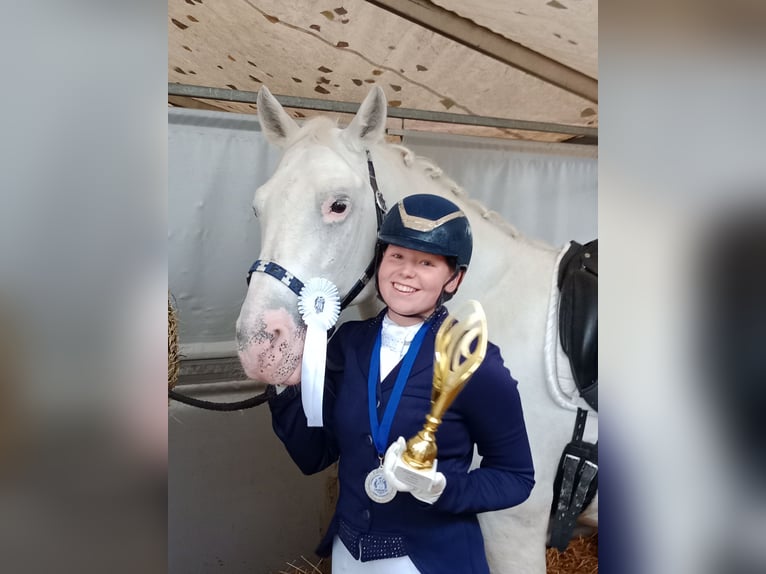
[287,115,552,250]
[386,143,553,250]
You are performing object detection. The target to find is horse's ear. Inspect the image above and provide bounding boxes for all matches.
[344,86,388,145]
[257,86,299,147]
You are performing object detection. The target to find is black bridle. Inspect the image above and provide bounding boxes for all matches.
[245,150,386,311]
[169,150,387,410]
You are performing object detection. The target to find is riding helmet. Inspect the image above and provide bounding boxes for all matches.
[377,194,473,270]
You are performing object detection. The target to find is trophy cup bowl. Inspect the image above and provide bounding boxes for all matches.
[394,300,488,489]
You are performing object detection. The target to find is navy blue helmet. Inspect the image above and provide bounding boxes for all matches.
[377,194,473,270]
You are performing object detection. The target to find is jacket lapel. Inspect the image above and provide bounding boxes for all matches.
[351,310,386,385]
[365,307,448,391]
[406,329,436,381]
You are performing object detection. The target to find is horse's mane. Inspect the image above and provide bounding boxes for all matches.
[385,143,553,250]
[289,116,553,250]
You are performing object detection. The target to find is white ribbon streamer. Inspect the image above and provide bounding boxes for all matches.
[297,278,341,427]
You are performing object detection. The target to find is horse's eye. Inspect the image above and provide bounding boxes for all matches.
[330,201,347,214]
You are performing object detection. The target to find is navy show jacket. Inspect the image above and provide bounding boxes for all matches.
[268,307,535,574]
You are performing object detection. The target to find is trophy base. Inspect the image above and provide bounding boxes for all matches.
[393,458,439,491]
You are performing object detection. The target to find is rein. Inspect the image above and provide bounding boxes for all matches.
[169,150,387,411]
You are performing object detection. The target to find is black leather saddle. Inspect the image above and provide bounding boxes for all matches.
[557,239,598,411]
[549,239,599,551]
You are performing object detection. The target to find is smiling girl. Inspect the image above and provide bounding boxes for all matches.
[268,194,534,574]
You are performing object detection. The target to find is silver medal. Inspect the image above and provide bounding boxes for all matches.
[364,466,396,503]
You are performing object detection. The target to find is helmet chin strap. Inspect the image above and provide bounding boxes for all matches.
[433,268,462,308]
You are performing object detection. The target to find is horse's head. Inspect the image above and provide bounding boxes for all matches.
[236,86,388,385]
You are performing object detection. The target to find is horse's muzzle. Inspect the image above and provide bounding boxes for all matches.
[236,308,305,385]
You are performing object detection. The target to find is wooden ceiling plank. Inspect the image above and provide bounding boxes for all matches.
[363,0,598,103]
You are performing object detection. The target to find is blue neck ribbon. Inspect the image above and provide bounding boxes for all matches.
[367,320,430,457]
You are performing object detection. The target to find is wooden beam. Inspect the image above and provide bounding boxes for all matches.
[363,0,597,103]
[168,95,229,112]
[168,83,597,138]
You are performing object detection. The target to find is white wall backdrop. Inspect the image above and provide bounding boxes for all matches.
[169,108,280,356]
[169,108,597,354]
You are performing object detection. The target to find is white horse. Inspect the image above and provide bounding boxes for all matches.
[236,86,597,573]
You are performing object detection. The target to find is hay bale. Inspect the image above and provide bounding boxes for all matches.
[546,532,598,573]
[279,556,329,574]
[168,292,180,390]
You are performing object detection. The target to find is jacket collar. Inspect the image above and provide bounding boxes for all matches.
[355,306,449,388]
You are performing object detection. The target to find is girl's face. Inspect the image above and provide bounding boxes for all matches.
[377,244,462,326]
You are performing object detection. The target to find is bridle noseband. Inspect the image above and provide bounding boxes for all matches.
[246,149,387,313]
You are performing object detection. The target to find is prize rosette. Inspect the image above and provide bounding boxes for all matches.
[297,278,341,426]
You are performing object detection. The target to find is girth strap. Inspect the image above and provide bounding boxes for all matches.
[549,408,598,551]
[550,456,598,551]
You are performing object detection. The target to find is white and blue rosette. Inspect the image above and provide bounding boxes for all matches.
[297,277,341,427]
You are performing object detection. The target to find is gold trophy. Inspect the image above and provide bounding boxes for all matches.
[393,300,488,489]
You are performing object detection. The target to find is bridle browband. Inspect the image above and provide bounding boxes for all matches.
[169,150,387,411]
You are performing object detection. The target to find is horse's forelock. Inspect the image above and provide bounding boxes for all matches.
[282,116,370,174]
[286,117,339,148]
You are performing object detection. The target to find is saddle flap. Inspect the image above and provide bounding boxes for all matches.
[558,239,598,411]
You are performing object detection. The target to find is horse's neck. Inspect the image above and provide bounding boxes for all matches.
[362,143,559,356]
[371,142,558,279]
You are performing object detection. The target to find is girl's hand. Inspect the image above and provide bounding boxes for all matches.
[383,436,446,504]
